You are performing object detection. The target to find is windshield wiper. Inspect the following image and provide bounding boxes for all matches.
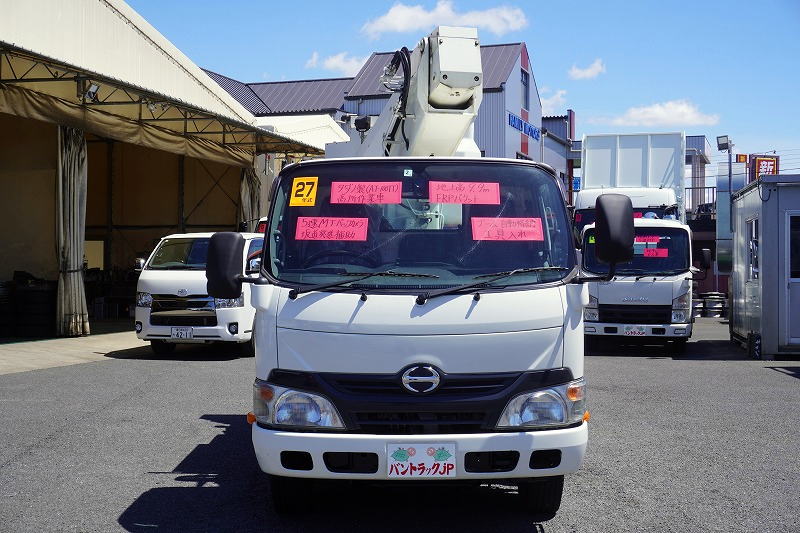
[288,270,439,300]
[632,269,685,280]
[416,266,569,305]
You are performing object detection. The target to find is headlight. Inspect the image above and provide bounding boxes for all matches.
[672,291,690,323]
[253,379,344,429]
[584,307,599,322]
[215,294,244,308]
[672,292,690,309]
[136,291,152,308]
[671,310,688,323]
[588,294,598,307]
[496,378,586,429]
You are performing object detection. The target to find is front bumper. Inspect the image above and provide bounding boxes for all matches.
[251,422,588,480]
[584,322,692,338]
[134,307,252,343]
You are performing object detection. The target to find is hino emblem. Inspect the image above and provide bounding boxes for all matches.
[622,296,648,302]
[401,365,441,394]
[177,288,189,297]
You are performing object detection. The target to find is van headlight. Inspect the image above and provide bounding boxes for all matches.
[136,292,152,308]
[496,378,586,429]
[672,291,690,323]
[253,379,344,429]
[215,294,244,308]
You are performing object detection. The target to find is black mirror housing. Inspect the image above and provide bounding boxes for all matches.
[594,193,634,265]
[206,232,245,299]
[700,248,712,270]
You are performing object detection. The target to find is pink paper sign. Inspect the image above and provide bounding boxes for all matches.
[635,235,661,243]
[643,248,669,258]
[330,181,402,204]
[295,217,368,241]
[429,181,500,204]
[471,217,544,241]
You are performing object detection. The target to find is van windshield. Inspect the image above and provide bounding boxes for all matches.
[583,227,690,275]
[267,160,574,290]
[148,238,210,270]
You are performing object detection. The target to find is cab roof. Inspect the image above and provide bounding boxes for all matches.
[160,232,262,240]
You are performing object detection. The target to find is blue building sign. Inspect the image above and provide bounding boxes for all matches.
[573,177,581,191]
[507,112,541,141]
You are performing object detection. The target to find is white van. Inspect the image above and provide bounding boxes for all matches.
[134,232,263,355]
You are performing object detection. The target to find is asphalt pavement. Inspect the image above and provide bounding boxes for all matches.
[0,318,798,532]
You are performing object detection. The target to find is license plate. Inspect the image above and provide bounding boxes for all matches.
[623,325,646,336]
[171,327,193,339]
[387,443,456,478]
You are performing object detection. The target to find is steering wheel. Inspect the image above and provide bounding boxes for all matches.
[301,249,380,268]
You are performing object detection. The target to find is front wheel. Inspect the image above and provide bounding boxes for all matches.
[239,337,255,357]
[668,338,688,355]
[268,475,310,514]
[150,340,176,355]
[518,475,564,521]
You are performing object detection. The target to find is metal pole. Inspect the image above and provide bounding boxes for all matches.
[728,144,733,233]
[178,156,185,233]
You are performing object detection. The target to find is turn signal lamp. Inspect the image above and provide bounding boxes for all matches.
[246,412,256,424]
[583,411,591,422]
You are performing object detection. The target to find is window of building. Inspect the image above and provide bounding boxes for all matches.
[747,218,759,280]
[521,69,530,110]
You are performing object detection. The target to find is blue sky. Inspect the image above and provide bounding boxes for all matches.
[128,0,800,166]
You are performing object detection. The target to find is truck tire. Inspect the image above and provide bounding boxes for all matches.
[239,337,255,357]
[518,475,564,520]
[151,340,176,355]
[268,475,309,514]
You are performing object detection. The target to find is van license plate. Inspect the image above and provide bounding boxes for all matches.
[623,326,646,336]
[387,443,456,478]
[171,327,193,339]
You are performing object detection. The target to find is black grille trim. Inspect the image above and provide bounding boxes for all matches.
[267,367,574,435]
[598,304,671,325]
[150,311,217,327]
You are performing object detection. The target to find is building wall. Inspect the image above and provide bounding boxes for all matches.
[542,135,568,179]
[0,113,58,280]
[502,50,543,160]
[474,91,505,157]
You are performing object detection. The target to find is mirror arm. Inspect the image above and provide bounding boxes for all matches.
[238,275,270,285]
[605,262,617,282]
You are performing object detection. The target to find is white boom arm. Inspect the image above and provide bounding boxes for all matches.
[326,26,483,158]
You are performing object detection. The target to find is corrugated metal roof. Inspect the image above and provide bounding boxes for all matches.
[542,116,569,141]
[347,43,522,98]
[248,77,353,115]
[202,69,271,115]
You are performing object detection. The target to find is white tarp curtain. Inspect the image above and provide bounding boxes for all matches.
[56,126,90,336]
[238,166,262,231]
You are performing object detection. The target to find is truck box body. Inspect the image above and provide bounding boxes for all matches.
[575,133,686,228]
[730,174,800,358]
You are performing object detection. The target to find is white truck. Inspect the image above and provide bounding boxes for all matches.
[574,133,710,352]
[205,27,634,518]
[134,232,263,355]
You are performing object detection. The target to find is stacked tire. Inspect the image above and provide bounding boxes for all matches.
[14,281,57,338]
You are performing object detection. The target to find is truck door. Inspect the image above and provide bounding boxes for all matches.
[787,213,800,345]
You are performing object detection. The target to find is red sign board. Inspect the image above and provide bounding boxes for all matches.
[750,155,779,183]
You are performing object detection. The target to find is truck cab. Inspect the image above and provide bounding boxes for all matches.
[135,232,263,355]
[581,218,695,351]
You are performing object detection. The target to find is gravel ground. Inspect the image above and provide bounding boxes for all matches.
[0,318,797,532]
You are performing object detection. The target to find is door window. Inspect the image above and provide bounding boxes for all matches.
[747,218,759,280]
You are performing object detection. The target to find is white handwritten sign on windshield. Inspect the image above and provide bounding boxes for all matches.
[295,217,369,241]
[429,181,500,204]
[330,182,402,204]
[471,217,544,241]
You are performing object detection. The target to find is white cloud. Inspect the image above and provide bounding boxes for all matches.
[361,0,528,39]
[321,52,369,76]
[540,88,567,116]
[568,58,605,80]
[305,51,319,69]
[600,99,719,127]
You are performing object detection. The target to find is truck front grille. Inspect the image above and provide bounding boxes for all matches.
[151,294,214,312]
[598,304,672,325]
[353,411,487,434]
[324,373,518,397]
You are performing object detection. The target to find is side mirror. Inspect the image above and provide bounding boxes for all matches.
[246,256,262,274]
[594,194,634,275]
[207,232,245,299]
[134,258,146,271]
[700,248,712,270]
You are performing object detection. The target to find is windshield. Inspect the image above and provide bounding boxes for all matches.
[574,207,669,233]
[583,227,690,276]
[147,238,210,270]
[267,160,574,290]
